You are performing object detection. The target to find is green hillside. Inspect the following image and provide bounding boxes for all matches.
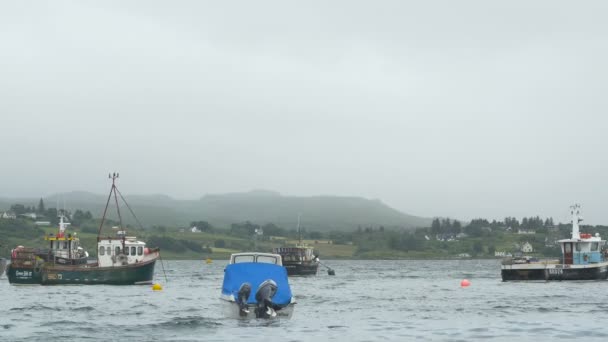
[0,190,431,231]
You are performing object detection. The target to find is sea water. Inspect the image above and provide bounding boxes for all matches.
[2,259,608,341]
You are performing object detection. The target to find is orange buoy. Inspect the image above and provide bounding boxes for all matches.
[460,279,471,287]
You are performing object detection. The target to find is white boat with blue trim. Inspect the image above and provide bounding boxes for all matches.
[220,252,296,319]
[501,204,608,281]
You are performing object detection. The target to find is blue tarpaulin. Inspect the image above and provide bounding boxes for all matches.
[222,263,293,305]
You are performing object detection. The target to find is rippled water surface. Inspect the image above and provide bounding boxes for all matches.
[2,259,608,341]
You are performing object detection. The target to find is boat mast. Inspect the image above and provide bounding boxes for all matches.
[97,173,125,241]
[297,213,302,246]
[571,204,582,239]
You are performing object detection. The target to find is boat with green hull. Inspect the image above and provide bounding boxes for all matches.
[7,173,160,285]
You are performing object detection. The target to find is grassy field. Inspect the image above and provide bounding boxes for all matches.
[1,219,559,261]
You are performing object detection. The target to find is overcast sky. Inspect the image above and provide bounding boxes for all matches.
[1,1,607,224]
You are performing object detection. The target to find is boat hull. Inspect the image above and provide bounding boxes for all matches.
[220,297,295,319]
[283,262,319,276]
[6,264,43,284]
[501,262,608,281]
[7,258,157,285]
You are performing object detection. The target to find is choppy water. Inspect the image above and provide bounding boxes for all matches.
[2,259,608,341]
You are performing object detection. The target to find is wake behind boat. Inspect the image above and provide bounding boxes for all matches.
[501,204,608,281]
[6,173,160,285]
[220,252,296,319]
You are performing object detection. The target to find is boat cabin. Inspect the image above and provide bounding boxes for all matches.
[45,234,86,263]
[559,205,607,265]
[229,252,283,266]
[560,234,606,265]
[97,236,147,267]
[43,215,88,264]
[273,247,315,262]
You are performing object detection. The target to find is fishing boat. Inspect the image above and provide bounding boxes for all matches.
[6,173,160,285]
[220,252,296,319]
[272,215,319,276]
[501,204,608,281]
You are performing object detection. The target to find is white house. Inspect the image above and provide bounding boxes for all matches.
[517,229,536,235]
[521,242,534,253]
[191,226,200,233]
[494,251,512,257]
[20,212,37,220]
[1,211,16,219]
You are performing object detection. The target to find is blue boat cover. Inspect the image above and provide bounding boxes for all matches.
[222,262,293,306]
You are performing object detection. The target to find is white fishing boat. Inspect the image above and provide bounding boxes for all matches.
[220,252,296,319]
[501,204,608,281]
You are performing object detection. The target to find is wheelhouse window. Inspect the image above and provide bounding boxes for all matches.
[63,241,68,249]
[106,246,111,255]
[256,255,278,264]
[233,255,255,263]
[592,242,599,251]
[99,246,105,256]
[575,243,581,252]
[137,247,143,256]
[565,244,572,253]
[115,246,121,255]
[131,246,136,256]
[124,247,129,256]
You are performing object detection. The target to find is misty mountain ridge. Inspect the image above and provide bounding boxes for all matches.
[0,190,432,232]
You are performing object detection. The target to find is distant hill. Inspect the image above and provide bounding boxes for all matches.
[0,190,431,232]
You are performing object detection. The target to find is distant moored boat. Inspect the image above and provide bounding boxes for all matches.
[272,214,319,276]
[501,204,608,281]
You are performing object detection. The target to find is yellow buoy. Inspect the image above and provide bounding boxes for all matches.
[206,258,212,264]
[152,283,163,291]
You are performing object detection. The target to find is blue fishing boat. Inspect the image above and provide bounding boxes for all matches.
[501,204,608,281]
[220,252,296,319]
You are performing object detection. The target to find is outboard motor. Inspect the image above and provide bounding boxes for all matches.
[237,283,251,316]
[255,279,279,318]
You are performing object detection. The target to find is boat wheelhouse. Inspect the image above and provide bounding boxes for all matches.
[272,246,319,276]
[501,204,608,281]
[97,235,148,267]
[41,214,88,265]
[220,252,296,319]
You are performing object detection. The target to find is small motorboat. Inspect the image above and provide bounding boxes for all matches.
[220,252,296,319]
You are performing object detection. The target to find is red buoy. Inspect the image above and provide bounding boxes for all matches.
[461,279,471,287]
